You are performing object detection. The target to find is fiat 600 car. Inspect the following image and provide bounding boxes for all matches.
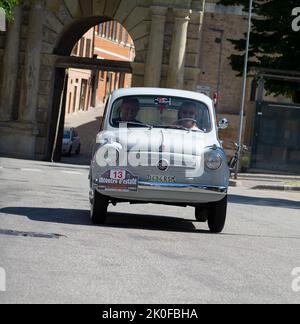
[89,88,230,233]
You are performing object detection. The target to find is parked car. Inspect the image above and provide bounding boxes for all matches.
[89,88,230,233]
[62,128,81,156]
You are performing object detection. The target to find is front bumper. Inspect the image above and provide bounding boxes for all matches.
[139,182,227,194]
[97,181,228,204]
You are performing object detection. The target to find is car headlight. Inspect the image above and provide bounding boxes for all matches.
[96,144,120,166]
[205,151,223,170]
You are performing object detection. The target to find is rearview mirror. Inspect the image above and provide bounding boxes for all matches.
[218,118,229,130]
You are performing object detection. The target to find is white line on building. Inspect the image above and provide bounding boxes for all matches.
[94,47,130,61]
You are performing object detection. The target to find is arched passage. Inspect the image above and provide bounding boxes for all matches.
[0,1,203,161]
[47,17,136,162]
[54,16,110,56]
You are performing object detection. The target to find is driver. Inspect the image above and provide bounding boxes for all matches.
[177,102,199,130]
[119,97,140,123]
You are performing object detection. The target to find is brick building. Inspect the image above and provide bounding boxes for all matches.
[65,21,134,116]
[65,29,94,115]
[94,21,135,105]
[201,1,300,173]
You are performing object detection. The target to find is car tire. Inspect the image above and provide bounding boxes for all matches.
[90,189,109,225]
[207,196,227,234]
[75,144,81,155]
[195,205,208,222]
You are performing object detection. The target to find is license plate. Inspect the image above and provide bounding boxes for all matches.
[147,175,176,183]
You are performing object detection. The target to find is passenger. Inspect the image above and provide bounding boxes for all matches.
[177,102,199,130]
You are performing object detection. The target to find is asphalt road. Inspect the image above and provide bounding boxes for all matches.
[0,157,300,304]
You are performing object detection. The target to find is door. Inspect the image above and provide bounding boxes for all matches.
[251,102,300,173]
[79,79,88,111]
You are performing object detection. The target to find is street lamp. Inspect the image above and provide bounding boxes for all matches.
[234,0,253,179]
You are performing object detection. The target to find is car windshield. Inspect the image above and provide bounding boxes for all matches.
[63,130,71,139]
[110,95,212,132]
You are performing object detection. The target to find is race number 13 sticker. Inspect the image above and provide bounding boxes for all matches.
[110,170,126,180]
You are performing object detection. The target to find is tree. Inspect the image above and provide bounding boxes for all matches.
[218,0,300,101]
[0,0,19,21]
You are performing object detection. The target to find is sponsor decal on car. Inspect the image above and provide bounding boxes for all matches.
[96,169,139,192]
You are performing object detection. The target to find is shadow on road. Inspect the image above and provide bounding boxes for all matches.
[2,206,300,240]
[105,212,210,234]
[0,208,92,226]
[0,207,211,234]
[229,194,300,210]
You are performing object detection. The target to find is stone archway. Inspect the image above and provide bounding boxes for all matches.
[47,15,136,162]
[0,0,204,160]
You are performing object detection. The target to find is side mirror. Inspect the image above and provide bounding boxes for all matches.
[218,118,229,130]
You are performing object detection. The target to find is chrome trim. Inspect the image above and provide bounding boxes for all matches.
[138,181,227,194]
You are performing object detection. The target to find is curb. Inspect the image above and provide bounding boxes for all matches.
[237,174,300,181]
[251,185,300,192]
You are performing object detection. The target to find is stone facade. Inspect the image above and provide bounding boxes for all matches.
[0,0,206,160]
[199,0,248,154]
[0,0,249,161]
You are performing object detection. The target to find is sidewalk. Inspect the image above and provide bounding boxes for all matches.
[231,174,300,192]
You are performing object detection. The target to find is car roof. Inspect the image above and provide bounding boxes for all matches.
[110,87,213,107]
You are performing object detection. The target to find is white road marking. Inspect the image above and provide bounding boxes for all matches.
[21,168,42,173]
[60,171,83,175]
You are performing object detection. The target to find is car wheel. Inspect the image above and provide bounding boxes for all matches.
[195,205,208,222]
[75,144,81,155]
[90,189,109,225]
[207,196,227,234]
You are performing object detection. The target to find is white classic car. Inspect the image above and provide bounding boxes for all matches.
[89,88,230,233]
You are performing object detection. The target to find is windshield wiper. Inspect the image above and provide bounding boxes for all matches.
[115,121,153,129]
[159,125,191,132]
[156,125,206,133]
